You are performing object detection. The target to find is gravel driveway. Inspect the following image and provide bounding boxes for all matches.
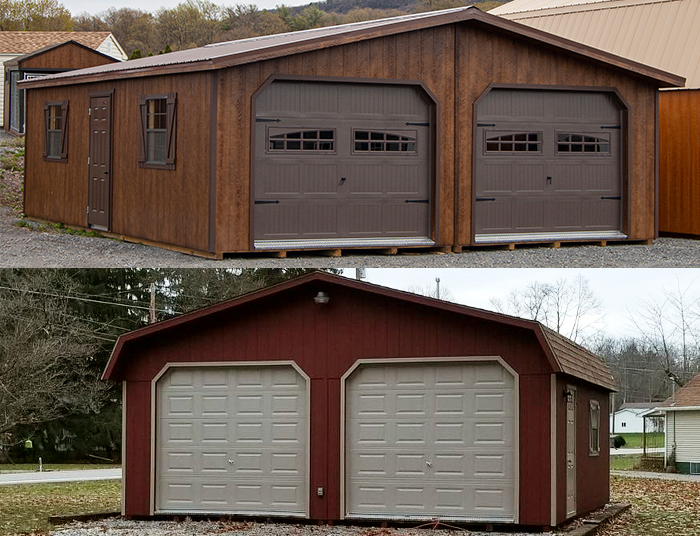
[51,517,563,536]
[3,205,700,268]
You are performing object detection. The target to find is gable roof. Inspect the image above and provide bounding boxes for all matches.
[4,40,120,69]
[490,0,699,87]
[20,6,683,90]
[659,372,700,408]
[102,271,616,391]
[0,31,113,54]
[619,402,658,411]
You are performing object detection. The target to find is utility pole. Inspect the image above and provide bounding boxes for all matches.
[149,283,157,324]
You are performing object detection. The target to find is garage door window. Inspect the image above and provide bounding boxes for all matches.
[353,130,416,153]
[557,133,609,154]
[485,132,541,153]
[268,129,335,152]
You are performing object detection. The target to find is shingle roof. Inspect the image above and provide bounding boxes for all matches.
[539,326,617,391]
[660,373,700,407]
[0,31,112,54]
[102,271,616,392]
[490,0,700,87]
[19,6,683,90]
[619,402,658,410]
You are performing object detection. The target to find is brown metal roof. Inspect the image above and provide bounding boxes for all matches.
[20,6,683,89]
[0,31,112,54]
[539,326,617,391]
[491,0,697,87]
[4,40,119,68]
[102,271,616,391]
[660,373,700,407]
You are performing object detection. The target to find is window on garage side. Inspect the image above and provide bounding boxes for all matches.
[590,400,600,456]
[268,129,335,152]
[138,93,177,169]
[42,101,68,162]
[485,132,541,153]
[354,130,416,153]
[557,133,610,154]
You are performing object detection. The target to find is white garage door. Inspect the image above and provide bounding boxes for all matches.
[345,361,516,522]
[156,365,308,516]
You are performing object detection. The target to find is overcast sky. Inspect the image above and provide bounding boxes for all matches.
[63,0,311,16]
[339,268,700,342]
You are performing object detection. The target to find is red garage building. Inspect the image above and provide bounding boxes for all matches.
[103,272,615,528]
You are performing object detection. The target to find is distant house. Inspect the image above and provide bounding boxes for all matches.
[652,374,700,474]
[490,0,700,238]
[610,402,659,434]
[0,31,126,130]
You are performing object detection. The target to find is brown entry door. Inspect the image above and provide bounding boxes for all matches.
[474,89,624,243]
[253,81,434,250]
[87,94,112,230]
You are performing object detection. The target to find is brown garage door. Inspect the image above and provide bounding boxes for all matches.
[253,80,434,250]
[474,89,625,243]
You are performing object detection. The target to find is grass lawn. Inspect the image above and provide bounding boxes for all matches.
[0,480,120,536]
[600,475,700,536]
[616,432,665,449]
[610,455,641,471]
[0,464,120,473]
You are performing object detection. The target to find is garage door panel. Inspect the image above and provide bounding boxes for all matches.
[513,200,545,231]
[346,361,516,521]
[157,365,307,515]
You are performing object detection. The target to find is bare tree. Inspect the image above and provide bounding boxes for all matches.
[490,275,604,344]
[0,0,72,30]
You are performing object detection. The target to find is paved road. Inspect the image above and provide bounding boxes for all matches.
[0,468,121,485]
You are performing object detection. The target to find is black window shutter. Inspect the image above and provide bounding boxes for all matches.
[42,103,49,158]
[165,93,177,168]
[60,101,69,160]
[137,95,147,166]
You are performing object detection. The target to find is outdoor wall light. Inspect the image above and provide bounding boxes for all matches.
[314,291,330,305]
[563,389,574,403]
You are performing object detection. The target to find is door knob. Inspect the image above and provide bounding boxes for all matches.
[426,461,433,467]
[228,459,235,465]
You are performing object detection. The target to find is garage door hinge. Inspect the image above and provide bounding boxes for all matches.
[256,117,281,123]
[601,196,621,200]
[600,125,621,129]
[255,200,280,204]
[405,122,429,126]
[405,199,429,203]
[476,197,496,202]
[477,123,496,127]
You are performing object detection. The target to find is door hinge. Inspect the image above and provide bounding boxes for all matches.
[600,125,621,129]
[476,197,496,202]
[254,200,280,204]
[601,196,621,200]
[88,108,91,116]
[256,118,281,123]
[87,157,90,165]
[405,199,429,203]
[477,123,496,127]
[405,122,429,127]
[86,205,89,213]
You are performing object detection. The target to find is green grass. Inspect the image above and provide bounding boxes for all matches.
[0,463,120,473]
[611,454,641,471]
[616,432,665,449]
[0,480,120,536]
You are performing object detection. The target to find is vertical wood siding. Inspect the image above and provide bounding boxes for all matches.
[659,89,700,236]
[118,282,562,523]
[19,43,116,70]
[24,72,212,251]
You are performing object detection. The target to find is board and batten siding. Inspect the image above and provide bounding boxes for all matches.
[1,53,18,128]
[666,411,700,464]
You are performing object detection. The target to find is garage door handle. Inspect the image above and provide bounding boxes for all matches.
[405,199,429,203]
[601,196,621,200]
[340,177,346,185]
[547,176,552,184]
[228,459,235,464]
[426,461,433,467]
[255,200,280,204]
[476,197,496,202]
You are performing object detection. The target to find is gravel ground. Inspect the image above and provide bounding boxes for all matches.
[3,205,700,268]
[51,517,566,536]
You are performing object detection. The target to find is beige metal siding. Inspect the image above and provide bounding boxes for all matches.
[668,411,700,464]
[345,361,516,522]
[492,0,699,87]
[156,365,308,516]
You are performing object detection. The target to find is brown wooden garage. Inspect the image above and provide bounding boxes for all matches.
[103,271,616,527]
[20,7,682,257]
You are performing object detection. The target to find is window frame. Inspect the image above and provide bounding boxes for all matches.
[138,93,177,170]
[42,100,69,163]
[483,130,542,155]
[352,129,418,155]
[589,400,601,456]
[556,131,611,156]
[266,127,336,154]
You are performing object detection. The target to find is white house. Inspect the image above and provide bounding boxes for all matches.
[610,403,659,434]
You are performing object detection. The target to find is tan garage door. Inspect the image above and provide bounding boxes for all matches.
[345,360,516,522]
[156,365,308,516]
[253,80,434,250]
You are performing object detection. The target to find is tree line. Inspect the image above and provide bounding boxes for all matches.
[0,0,505,58]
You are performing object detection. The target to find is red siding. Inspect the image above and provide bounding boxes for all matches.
[118,280,606,526]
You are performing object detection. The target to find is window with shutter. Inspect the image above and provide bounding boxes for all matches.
[138,93,177,170]
[43,101,69,163]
